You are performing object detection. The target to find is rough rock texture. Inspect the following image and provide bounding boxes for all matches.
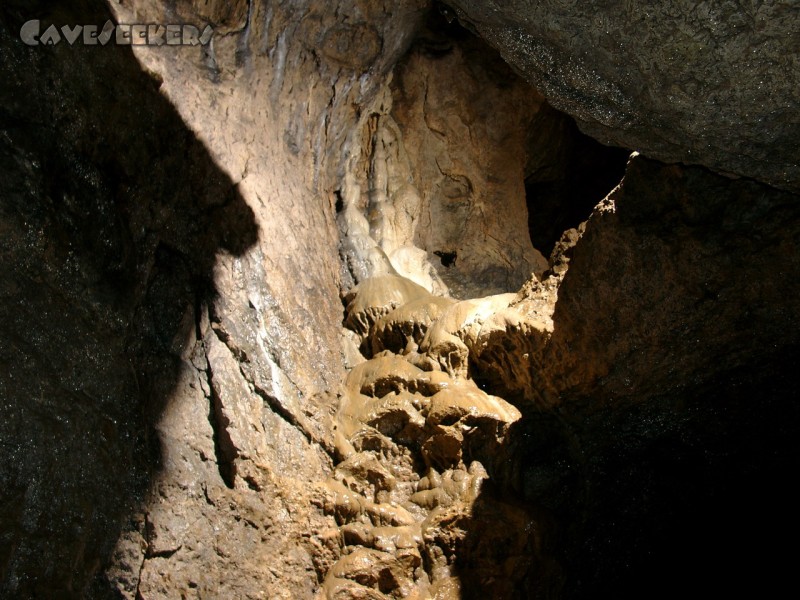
[323,276,560,599]
[1,0,567,596]
[335,153,800,597]
[546,154,800,407]
[445,0,800,191]
[3,0,800,598]
[556,157,800,597]
[389,19,549,297]
[336,12,565,299]
[0,0,427,596]
[332,151,800,598]
[490,155,800,598]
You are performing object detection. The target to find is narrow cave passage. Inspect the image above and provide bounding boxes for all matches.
[328,8,800,599]
[524,105,631,258]
[4,0,798,598]
[325,8,643,598]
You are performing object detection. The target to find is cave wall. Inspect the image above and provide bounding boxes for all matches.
[445,0,800,191]
[1,0,800,598]
[1,0,431,596]
[546,155,800,407]
[388,17,549,298]
[498,155,800,597]
[0,0,261,594]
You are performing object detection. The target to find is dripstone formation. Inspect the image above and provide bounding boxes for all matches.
[1,1,799,598]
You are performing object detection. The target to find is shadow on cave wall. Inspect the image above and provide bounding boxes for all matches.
[524,104,630,258]
[460,159,800,598]
[478,348,800,600]
[0,1,258,596]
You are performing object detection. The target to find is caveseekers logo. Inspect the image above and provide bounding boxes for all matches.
[20,19,213,47]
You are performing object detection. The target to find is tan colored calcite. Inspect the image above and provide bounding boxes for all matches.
[322,270,551,598]
[345,275,433,338]
[426,383,521,427]
[420,293,519,376]
[371,295,457,356]
[6,0,799,597]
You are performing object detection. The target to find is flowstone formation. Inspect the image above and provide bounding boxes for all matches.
[318,272,563,598]
[313,21,595,593]
[4,0,800,597]
[336,14,552,300]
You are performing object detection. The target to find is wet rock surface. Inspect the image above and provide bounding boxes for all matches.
[445,0,800,191]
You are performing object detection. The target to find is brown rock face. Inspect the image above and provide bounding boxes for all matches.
[445,0,800,191]
[2,0,799,599]
[389,23,549,297]
[546,154,800,408]
[493,155,800,598]
[324,276,556,598]
[335,11,557,299]
[0,0,426,596]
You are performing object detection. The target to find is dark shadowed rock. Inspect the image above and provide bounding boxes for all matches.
[546,153,800,407]
[445,0,800,190]
[2,0,800,598]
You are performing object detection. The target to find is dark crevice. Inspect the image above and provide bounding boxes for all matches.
[204,348,237,489]
[242,475,262,492]
[333,189,344,213]
[250,381,314,444]
[525,104,630,257]
[433,249,457,267]
[146,546,182,560]
[197,301,238,490]
[414,3,472,58]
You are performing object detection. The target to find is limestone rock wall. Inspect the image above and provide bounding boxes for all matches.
[2,0,800,598]
[1,0,430,596]
[335,14,552,300]
[389,20,550,298]
[1,0,561,596]
[546,154,800,408]
[96,0,435,596]
[490,155,800,597]
[444,0,800,191]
